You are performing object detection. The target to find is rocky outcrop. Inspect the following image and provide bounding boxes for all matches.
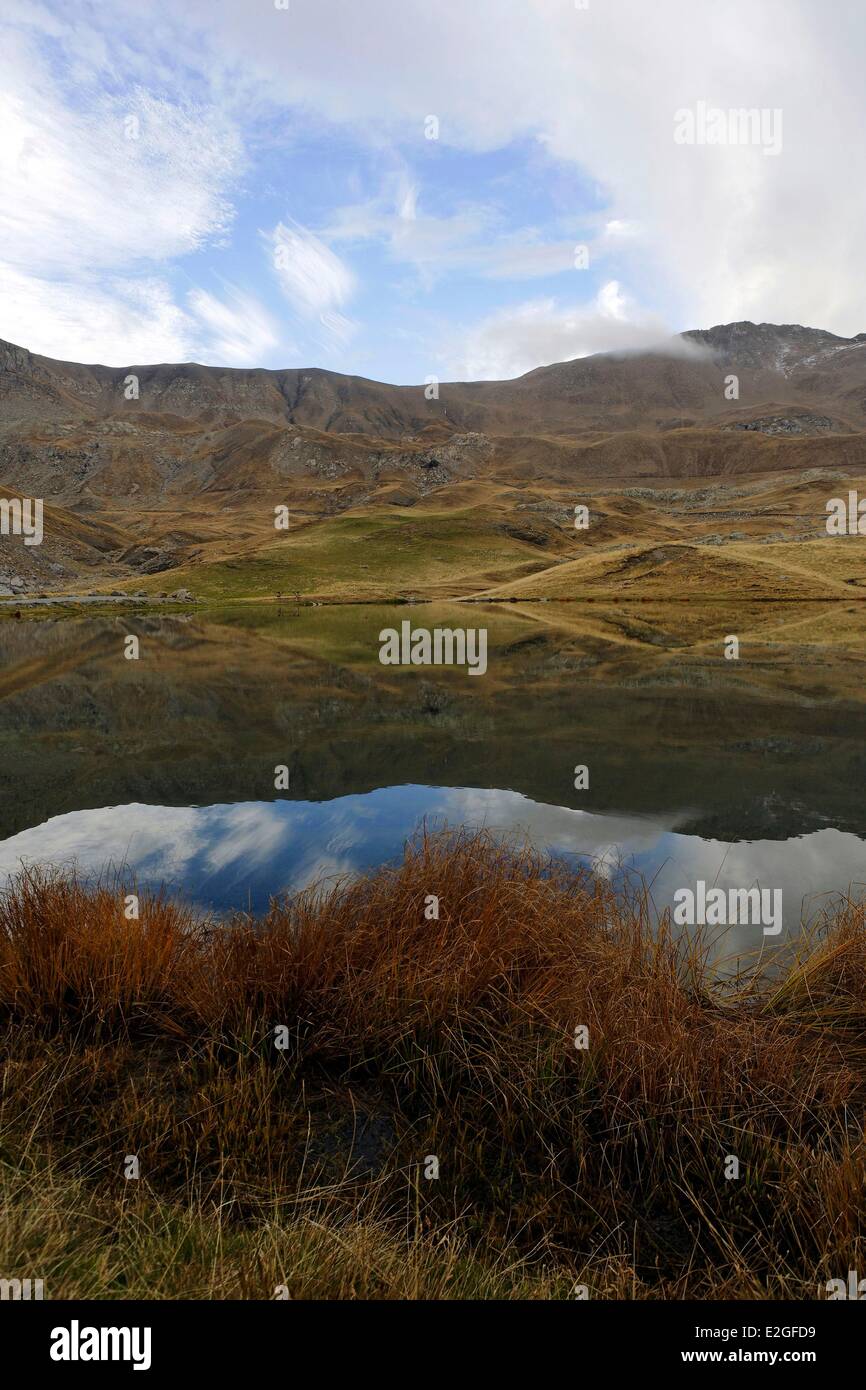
[722,411,840,436]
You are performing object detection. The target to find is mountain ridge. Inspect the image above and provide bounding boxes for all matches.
[3,319,866,601]
[6,316,866,384]
[4,319,866,445]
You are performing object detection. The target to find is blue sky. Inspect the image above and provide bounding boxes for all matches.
[1,0,864,381]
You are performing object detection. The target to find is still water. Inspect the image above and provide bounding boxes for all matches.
[2,601,865,959]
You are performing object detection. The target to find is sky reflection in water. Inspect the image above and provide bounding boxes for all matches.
[1,784,864,960]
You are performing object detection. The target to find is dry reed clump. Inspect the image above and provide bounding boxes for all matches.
[1,830,865,1299]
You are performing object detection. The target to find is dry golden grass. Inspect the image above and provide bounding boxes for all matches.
[1,832,865,1299]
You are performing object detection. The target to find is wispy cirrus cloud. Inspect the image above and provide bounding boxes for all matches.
[264,220,358,348]
[0,85,240,275]
[186,284,283,366]
[0,264,194,365]
[324,175,594,286]
[0,23,282,366]
[0,263,283,368]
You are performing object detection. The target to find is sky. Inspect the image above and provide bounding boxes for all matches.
[1,0,864,382]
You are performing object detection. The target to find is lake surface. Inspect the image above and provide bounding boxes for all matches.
[2,600,865,961]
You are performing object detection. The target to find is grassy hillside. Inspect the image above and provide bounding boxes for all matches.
[83,468,866,605]
[480,538,866,602]
[131,505,564,602]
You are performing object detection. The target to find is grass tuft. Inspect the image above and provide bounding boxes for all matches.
[1,831,864,1299]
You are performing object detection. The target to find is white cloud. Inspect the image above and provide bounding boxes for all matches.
[267,221,356,316]
[603,220,640,242]
[5,0,866,372]
[397,182,418,222]
[596,280,628,322]
[167,0,866,338]
[0,41,240,274]
[481,238,587,280]
[327,188,490,282]
[0,23,266,365]
[0,261,282,367]
[265,220,357,347]
[444,281,679,380]
[325,168,594,284]
[325,177,583,284]
[0,263,194,364]
[186,285,282,366]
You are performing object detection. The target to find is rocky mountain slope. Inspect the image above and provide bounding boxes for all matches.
[2,321,866,598]
[4,321,866,440]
